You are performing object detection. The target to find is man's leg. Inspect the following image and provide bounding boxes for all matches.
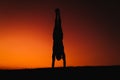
[52,53,55,68]
[63,53,66,67]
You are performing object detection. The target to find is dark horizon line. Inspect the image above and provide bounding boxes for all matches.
[0,65,120,70]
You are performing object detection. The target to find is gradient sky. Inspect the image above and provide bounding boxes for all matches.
[0,0,120,69]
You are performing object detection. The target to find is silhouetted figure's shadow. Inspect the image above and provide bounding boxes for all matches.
[52,8,66,68]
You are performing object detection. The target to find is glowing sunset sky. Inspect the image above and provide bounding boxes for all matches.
[0,0,120,69]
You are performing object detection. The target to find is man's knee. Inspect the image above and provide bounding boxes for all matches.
[52,54,55,60]
[62,53,65,59]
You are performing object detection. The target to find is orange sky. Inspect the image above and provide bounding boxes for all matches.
[0,0,119,69]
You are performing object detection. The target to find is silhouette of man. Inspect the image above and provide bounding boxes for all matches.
[52,8,66,68]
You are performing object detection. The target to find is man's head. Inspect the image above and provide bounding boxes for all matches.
[55,8,60,15]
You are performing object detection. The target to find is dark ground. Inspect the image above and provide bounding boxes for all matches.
[0,66,120,80]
